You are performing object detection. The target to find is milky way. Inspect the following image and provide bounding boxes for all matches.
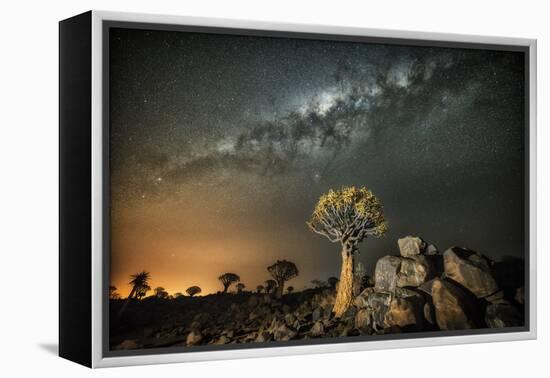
[109,27,526,296]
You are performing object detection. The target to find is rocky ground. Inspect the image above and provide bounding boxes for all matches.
[110,236,525,351]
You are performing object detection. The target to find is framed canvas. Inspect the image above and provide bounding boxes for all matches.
[59,10,537,368]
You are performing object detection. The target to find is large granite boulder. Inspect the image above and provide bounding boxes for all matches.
[431,278,478,330]
[310,321,325,337]
[398,236,426,257]
[186,330,203,346]
[354,308,372,332]
[353,287,373,308]
[375,256,401,292]
[485,303,523,328]
[272,323,297,341]
[443,247,499,298]
[397,255,432,288]
[367,291,392,329]
[384,296,424,329]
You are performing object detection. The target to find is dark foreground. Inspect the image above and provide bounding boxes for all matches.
[110,236,525,351]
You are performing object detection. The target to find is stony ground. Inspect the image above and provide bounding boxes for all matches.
[110,236,525,351]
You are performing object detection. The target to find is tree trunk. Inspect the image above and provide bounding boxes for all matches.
[276,280,284,299]
[118,286,136,316]
[223,284,229,293]
[333,245,355,318]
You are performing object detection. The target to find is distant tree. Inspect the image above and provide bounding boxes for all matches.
[136,284,151,300]
[256,284,265,293]
[307,186,387,317]
[287,286,294,294]
[173,292,184,299]
[109,285,120,300]
[327,277,339,289]
[267,260,299,298]
[218,273,240,293]
[186,286,202,297]
[118,270,151,316]
[154,286,169,299]
[264,280,277,294]
[236,283,246,293]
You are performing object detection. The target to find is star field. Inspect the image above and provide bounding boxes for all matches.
[109,28,526,296]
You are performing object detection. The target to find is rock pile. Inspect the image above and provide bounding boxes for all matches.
[358,236,524,332]
[113,236,525,350]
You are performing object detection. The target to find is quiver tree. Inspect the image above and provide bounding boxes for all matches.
[267,260,299,298]
[118,270,150,316]
[154,286,168,299]
[307,186,387,317]
[109,285,120,300]
[218,273,240,293]
[327,277,339,289]
[186,286,202,297]
[256,284,265,293]
[264,280,277,294]
[236,283,246,293]
[136,284,151,300]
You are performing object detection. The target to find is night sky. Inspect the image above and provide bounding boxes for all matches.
[109,27,526,296]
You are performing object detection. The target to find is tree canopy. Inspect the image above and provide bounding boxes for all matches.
[307,186,387,248]
[186,286,202,297]
[218,273,240,292]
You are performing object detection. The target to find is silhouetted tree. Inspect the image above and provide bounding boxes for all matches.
[327,277,339,289]
[287,286,294,294]
[218,273,240,293]
[236,283,246,293]
[154,286,169,299]
[267,260,299,298]
[118,270,150,315]
[173,292,184,299]
[109,285,120,300]
[186,286,202,297]
[307,186,387,317]
[256,284,265,293]
[264,280,277,294]
[136,284,151,300]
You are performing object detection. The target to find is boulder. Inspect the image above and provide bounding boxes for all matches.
[312,307,324,322]
[375,256,401,292]
[114,339,141,350]
[425,244,439,255]
[353,287,374,308]
[186,330,203,346]
[431,278,477,330]
[354,308,372,332]
[418,279,436,296]
[310,321,325,337]
[273,324,297,341]
[284,313,296,326]
[255,330,271,343]
[398,236,426,257]
[443,247,499,298]
[484,290,507,304]
[214,335,230,344]
[397,256,432,288]
[384,296,424,329]
[367,291,392,329]
[485,303,523,328]
[423,302,436,327]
